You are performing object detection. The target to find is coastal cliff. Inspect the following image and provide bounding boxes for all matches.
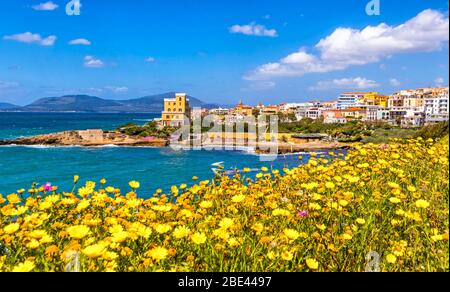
[0,129,168,147]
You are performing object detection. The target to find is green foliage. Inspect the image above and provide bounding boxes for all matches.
[117,121,176,139]
[415,122,449,140]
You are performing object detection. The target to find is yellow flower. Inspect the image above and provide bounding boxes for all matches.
[325,181,335,189]
[39,201,52,211]
[173,226,191,239]
[148,246,168,261]
[272,208,291,216]
[76,199,90,212]
[26,239,40,249]
[191,232,207,245]
[82,244,107,258]
[386,254,397,264]
[228,238,240,248]
[388,182,400,189]
[348,176,360,183]
[431,235,444,242]
[14,206,28,216]
[7,194,21,204]
[100,178,107,184]
[281,251,294,261]
[219,218,234,229]
[155,224,172,234]
[40,234,53,244]
[261,167,269,172]
[136,225,152,239]
[3,223,20,235]
[199,200,213,209]
[126,198,142,208]
[309,203,322,211]
[111,231,129,243]
[251,223,264,233]
[77,186,93,198]
[28,230,47,239]
[243,168,251,173]
[415,200,430,209]
[342,234,353,240]
[74,175,79,184]
[231,195,246,203]
[316,224,326,231]
[338,200,349,207]
[267,251,277,260]
[356,218,366,225]
[128,181,140,189]
[66,225,90,239]
[389,197,401,204]
[306,258,319,270]
[12,260,35,272]
[284,229,300,241]
[407,186,417,192]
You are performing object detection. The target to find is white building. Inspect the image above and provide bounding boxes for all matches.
[296,107,321,121]
[424,93,449,123]
[337,93,366,109]
[209,108,230,115]
[376,109,390,121]
[389,107,425,126]
[280,103,314,112]
[364,106,381,122]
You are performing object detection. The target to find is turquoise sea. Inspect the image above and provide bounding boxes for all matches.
[0,113,344,196]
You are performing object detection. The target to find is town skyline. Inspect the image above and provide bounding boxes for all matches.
[0,0,449,106]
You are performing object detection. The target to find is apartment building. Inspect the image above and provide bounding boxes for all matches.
[161,93,192,127]
[424,91,449,123]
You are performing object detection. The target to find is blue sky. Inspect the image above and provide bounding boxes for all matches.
[0,0,448,106]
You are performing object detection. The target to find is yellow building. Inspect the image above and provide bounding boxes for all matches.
[234,100,253,116]
[403,97,424,108]
[362,92,389,107]
[161,93,191,127]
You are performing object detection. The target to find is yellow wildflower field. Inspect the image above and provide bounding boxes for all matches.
[0,137,448,272]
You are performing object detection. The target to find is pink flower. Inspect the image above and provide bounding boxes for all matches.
[298,211,309,218]
[43,183,52,192]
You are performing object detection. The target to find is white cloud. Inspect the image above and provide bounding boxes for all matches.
[435,77,447,86]
[32,1,58,11]
[145,57,156,63]
[389,78,401,86]
[105,86,129,93]
[229,22,278,37]
[246,9,449,80]
[3,32,56,46]
[0,81,19,89]
[69,38,91,46]
[83,56,104,68]
[309,77,379,91]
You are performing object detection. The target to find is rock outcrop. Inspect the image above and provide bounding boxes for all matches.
[0,130,168,147]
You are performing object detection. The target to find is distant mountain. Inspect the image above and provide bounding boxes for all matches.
[7,92,222,113]
[0,102,18,109]
[18,95,130,113]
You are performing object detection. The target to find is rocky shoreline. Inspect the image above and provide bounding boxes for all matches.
[0,129,351,153]
[0,129,168,147]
